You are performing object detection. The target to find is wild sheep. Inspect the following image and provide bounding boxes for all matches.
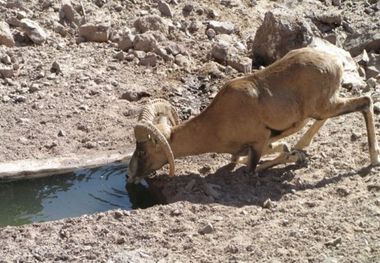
[127,47,380,183]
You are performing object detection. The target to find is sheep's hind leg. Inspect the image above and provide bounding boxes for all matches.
[316,96,379,165]
[255,119,327,172]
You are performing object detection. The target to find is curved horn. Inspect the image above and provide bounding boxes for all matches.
[138,99,180,126]
[134,122,175,177]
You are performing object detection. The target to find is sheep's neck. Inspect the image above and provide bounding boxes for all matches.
[169,115,214,158]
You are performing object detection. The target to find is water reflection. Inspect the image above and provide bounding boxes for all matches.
[0,164,158,226]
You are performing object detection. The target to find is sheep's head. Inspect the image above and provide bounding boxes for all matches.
[128,99,180,183]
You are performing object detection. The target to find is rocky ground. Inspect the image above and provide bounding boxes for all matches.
[1,0,380,262]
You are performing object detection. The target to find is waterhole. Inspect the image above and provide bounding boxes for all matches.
[0,164,158,226]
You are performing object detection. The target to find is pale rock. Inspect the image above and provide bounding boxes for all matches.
[20,18,47,44]
[0,21,15,47]
[78,23,110,42]
[208,20,235,34]
[309,38,366,90]
[133,32,158,52]
[134,15,169,35]
[158,1,173,17]
[118,31,135,51]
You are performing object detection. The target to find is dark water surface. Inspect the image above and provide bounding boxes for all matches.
[0,164,158,226]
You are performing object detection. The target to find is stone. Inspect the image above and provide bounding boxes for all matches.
[120,90,150,102]
[182,3,194,16]
[118,31,135,51]
[263,198,274,209]
[158,1,173,17]
[133,32,158,52]
[366,78,377,90]
[20,19,47,44]
[251,11,315,65]
[51,61,62,74]
[354,49,370,66]
[1,55,12,65]
[0,66,15,78]
[134,15,169,35]
[316,12,342,26]
[198,223,214,234]
[366,53,380,79]
[175,54,190,67]
[331,0,341,6]
[78,23,110,42]
[108,249,155,263]
[206,28,216,39]
[309,38,366,90]
[0,21,15,47]
[60,0,82,26]
[344,31,380,57]
[208,20,235,34]
[114,51,124,61]
[139,52,158,67]
[374,102,380,114]
[211,41,237,63]
[227,56,252,73]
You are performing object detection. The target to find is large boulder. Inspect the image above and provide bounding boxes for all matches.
[0,21,15,47]
[251,11,316,65]
[251,11,365,90]
[309,38,366,90]
[343,31,380,57]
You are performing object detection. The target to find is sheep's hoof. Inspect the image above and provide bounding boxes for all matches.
[289,150,308,166]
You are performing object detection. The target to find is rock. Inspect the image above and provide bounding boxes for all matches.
[20,19,47,44]
[120,90,150,102]
[316,12,342,26]
[332,0,341,6]
[324,237,342,247]
[198,222,214,234]
[367,77,377,90]
[58,130,65,137]
[344,31,380,57]
[263,198,274,209]
[108,249,155,263]
[0,21,15,47]
[134,15,169,35]
[139,52,158,67]
[211,41,237,63]
[51,61,62,74]
[208,20,235,35]
[366,53,380,79]
[354,49,370,67]
[175,54,190,67]
[118,31,135,51]
[154,46,173,61]
[206,28,216,39]
[78,23,110,42]
[60,0,82,26]
[158,1,173,17]
[309,38,366,90]
[133,32,158,52]
[227,56,252,73]
[114,51,124,61]
[1,55,12,65]
[374,102,380,114]
[182,3,194,16]
[251,11,315,65]
[0,66,15,78]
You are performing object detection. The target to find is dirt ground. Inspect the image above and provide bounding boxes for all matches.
[1,0,380,262]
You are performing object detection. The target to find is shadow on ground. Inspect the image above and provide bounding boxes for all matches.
[144,162,374,208]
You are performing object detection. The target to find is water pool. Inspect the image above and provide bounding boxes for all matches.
[0,164,158,226]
